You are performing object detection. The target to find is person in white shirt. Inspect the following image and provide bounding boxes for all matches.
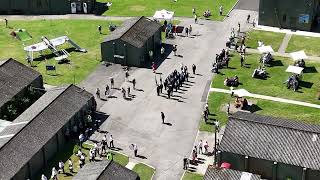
[58,160,65,174]
[109,135,114,148]
[68,159,73,173]
[219,5,223,16]
[204,141,209,154]
[41,174,48,180]
[258,40,264,47]
[198,140,203,154]
[51,167,58,180]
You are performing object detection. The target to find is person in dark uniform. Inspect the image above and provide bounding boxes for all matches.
[161,112,165,124]
[192,64,196,74]
[240,54,245,67]
[132,78,136,90]
[5,19,8,28]
[98,25,102,34]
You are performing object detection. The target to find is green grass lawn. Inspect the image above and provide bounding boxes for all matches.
[245,30,285,51]
[98,0,237,21]
[203,92,320,132]
[199,92,229,132]
[182,172,204,180]
[36,142,129,180]
[36,142,92,180]
[286,35,320,56]
[0,19,121,85]
[111,151,129,166]
[132,163,155,180]
[211,53,320,104]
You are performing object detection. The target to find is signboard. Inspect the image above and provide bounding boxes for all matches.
[299,14,309,23]
[114,55,124,59]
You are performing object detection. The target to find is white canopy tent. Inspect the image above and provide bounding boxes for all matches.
[233,89,252,97]
[153,9,174,21]
[290,50,308,61]
[257,45,274,53]
[286,65,304,75]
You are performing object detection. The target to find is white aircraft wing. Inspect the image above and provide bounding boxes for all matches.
[24,42,48,52]
[50,36,67,46]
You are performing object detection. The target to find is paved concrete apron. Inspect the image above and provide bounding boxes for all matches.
[84,9,257,180]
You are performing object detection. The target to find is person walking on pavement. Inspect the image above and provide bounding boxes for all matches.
[152,62,156,73]
[132,78,136,90]
[109,135,114,148]
[122,88,126,98]
[237,22,241,35]
[189,25,192,36]
[105,85,110,97]
[204,141,209,154]
[185,27,189,37]
[161,112,165,124]
[247,14,251,23]
[127,86,131,97]
[125,70,129,81]
[183,157,189,170]
[198,140,203,154]
[110,77,114,89]
[96,88,101,99]
[173,45,177,56]
[131,144,138,157]
[192,64,196,74]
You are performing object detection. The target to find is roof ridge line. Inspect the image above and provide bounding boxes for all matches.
[0,84,72,152]
[231,115,320,134]
[119,16,144,40]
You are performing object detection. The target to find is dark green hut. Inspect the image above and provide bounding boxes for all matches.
[259,0,320,31]
[101,16,162,67]
[0,0,96,15]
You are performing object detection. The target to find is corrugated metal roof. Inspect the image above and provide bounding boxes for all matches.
[219,112,320,170]
[0,85,94,179]
[204,167,262,180]
[73,160,139,180]
[0,58,41,109]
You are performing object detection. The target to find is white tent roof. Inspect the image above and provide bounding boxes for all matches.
[290,50,308,61]
[286,65,304,74]
[257,45,274,53]
[233,89,251,97]
[153,9,174,20]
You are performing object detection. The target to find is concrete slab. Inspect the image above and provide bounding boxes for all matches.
[125,161,137,170]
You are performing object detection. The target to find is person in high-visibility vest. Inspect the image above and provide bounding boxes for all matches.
[106,152,113,161]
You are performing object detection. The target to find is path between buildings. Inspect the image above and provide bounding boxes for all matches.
[255,25,320,38]
[210,87,320,109]
[185,128,225,176]
[246,48,320,61]
[278,33,292,53]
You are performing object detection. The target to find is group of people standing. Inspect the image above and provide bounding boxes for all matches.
[160,64,193,99]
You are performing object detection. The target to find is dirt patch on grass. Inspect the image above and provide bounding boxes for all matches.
[129,5,146,12]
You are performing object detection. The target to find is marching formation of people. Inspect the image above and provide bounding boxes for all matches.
[160,64,190,99]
